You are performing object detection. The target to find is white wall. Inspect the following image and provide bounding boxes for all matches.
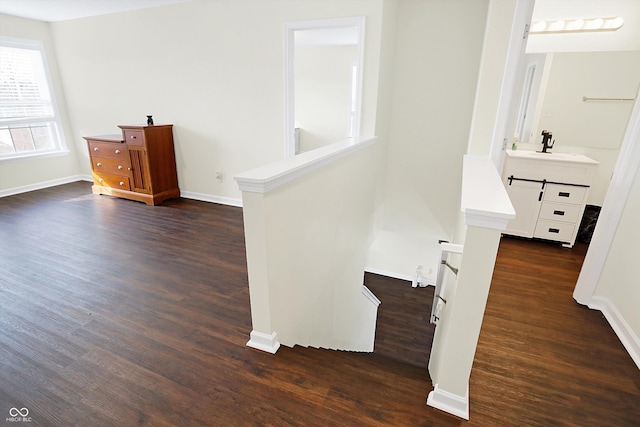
[594,160,640,360]
[47,0,384,203]
[0,14,81,192]
[527,51,640,206]
[295,45,356,152]
[366,0,489,280]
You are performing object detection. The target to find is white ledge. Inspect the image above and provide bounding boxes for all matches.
[234,136,377,193]
[461,155,515,230]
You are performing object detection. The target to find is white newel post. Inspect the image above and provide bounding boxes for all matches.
[427,155,515,419]
[240,190,280,354]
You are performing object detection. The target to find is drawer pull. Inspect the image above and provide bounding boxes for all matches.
[93,147,99,152]
[130,135,137,140]
[558,191,570,197]
[119,181,125,186]
[548,228,560,233]
[118,165,123,170]
[99,178,104,183]
[553,210,565,216]
[115,149,121,154]
[96,162,102,167]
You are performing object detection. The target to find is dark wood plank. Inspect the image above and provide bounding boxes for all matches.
[1,182,638,426]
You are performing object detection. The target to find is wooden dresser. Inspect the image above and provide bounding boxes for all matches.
[84,124,179,205]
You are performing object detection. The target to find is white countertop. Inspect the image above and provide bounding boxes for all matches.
[506,150,599,165]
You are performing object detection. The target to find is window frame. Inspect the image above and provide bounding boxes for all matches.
[0,36,68,163]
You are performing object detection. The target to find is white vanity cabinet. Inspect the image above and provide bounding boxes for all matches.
[501,151,599,248]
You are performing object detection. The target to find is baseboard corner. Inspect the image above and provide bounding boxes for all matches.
[246,330,280,354]
[588,296,640,370]
[426,384,469,420]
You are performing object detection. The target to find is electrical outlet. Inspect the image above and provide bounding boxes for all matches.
[215,172,223,182]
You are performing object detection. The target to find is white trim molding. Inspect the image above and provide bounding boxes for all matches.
[589,296,640,370]
[246,331,280,354]
[0,174,90,198]
[234,136,376,194]
[574,84,640,305]
[361,285,381,307]
[283,16,366,159]
[180,190,242,208]
[364,267,414,283]
[427,384,469,420]
[461,155,515,230]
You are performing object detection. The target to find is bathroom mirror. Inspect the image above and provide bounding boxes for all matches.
[284,17,365,157]
[514,51,639,148]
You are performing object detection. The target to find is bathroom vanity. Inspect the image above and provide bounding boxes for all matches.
[501,150,599,248]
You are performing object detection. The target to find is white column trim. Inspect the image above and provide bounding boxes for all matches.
[246,331,281,354]
[427,384,469,420]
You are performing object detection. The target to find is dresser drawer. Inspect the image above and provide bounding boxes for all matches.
[538,202,582,223]
[543,184,587,205]
[94,173,131,190]
[89,141,128,160]
[534,220,575,242]
[91,156,131,176]
[124,130,144,146]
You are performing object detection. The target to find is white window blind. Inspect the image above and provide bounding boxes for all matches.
[0,37,66,160]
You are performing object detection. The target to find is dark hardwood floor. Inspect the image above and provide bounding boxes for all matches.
[1,182,638,426]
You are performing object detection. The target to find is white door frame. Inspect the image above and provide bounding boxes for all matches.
[498,2,640,306]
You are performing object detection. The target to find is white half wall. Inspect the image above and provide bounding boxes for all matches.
[236,137,382,352]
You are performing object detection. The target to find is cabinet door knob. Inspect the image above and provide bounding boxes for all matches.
[99,178,104,183]
[115,149,121,154]
[119,181,125,186]
[128,167,131,171]
[96,162,102,167]
[130,135,136,140]
[118,165,123,170]
[94,147,99,151]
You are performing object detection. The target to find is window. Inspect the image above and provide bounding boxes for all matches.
[0,36,67,161]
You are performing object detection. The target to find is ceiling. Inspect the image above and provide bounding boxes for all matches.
[0,0,638,52]
[0,0,193,22]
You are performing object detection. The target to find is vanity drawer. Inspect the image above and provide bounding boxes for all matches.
[538,202,582,223]
[124,130,144,146]
[543,184,587,205]
[91,156,131,176]
[94,172,131,190]
[534,220,575,242]
[89,141,128,160]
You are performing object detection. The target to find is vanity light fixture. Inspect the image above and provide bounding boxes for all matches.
[530,16,624,34]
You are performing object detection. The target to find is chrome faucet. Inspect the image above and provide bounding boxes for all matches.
[540,130,554,153]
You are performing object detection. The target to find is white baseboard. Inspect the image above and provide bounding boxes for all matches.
[361,285,381,307]
[180,190,242,208]
[427,384,469,420]
[246,330,280,354]
[0,175,91,198]
[364,267,413,282]
[589,296,640,370]
[1,179,245,210]
[364,267,435,286]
